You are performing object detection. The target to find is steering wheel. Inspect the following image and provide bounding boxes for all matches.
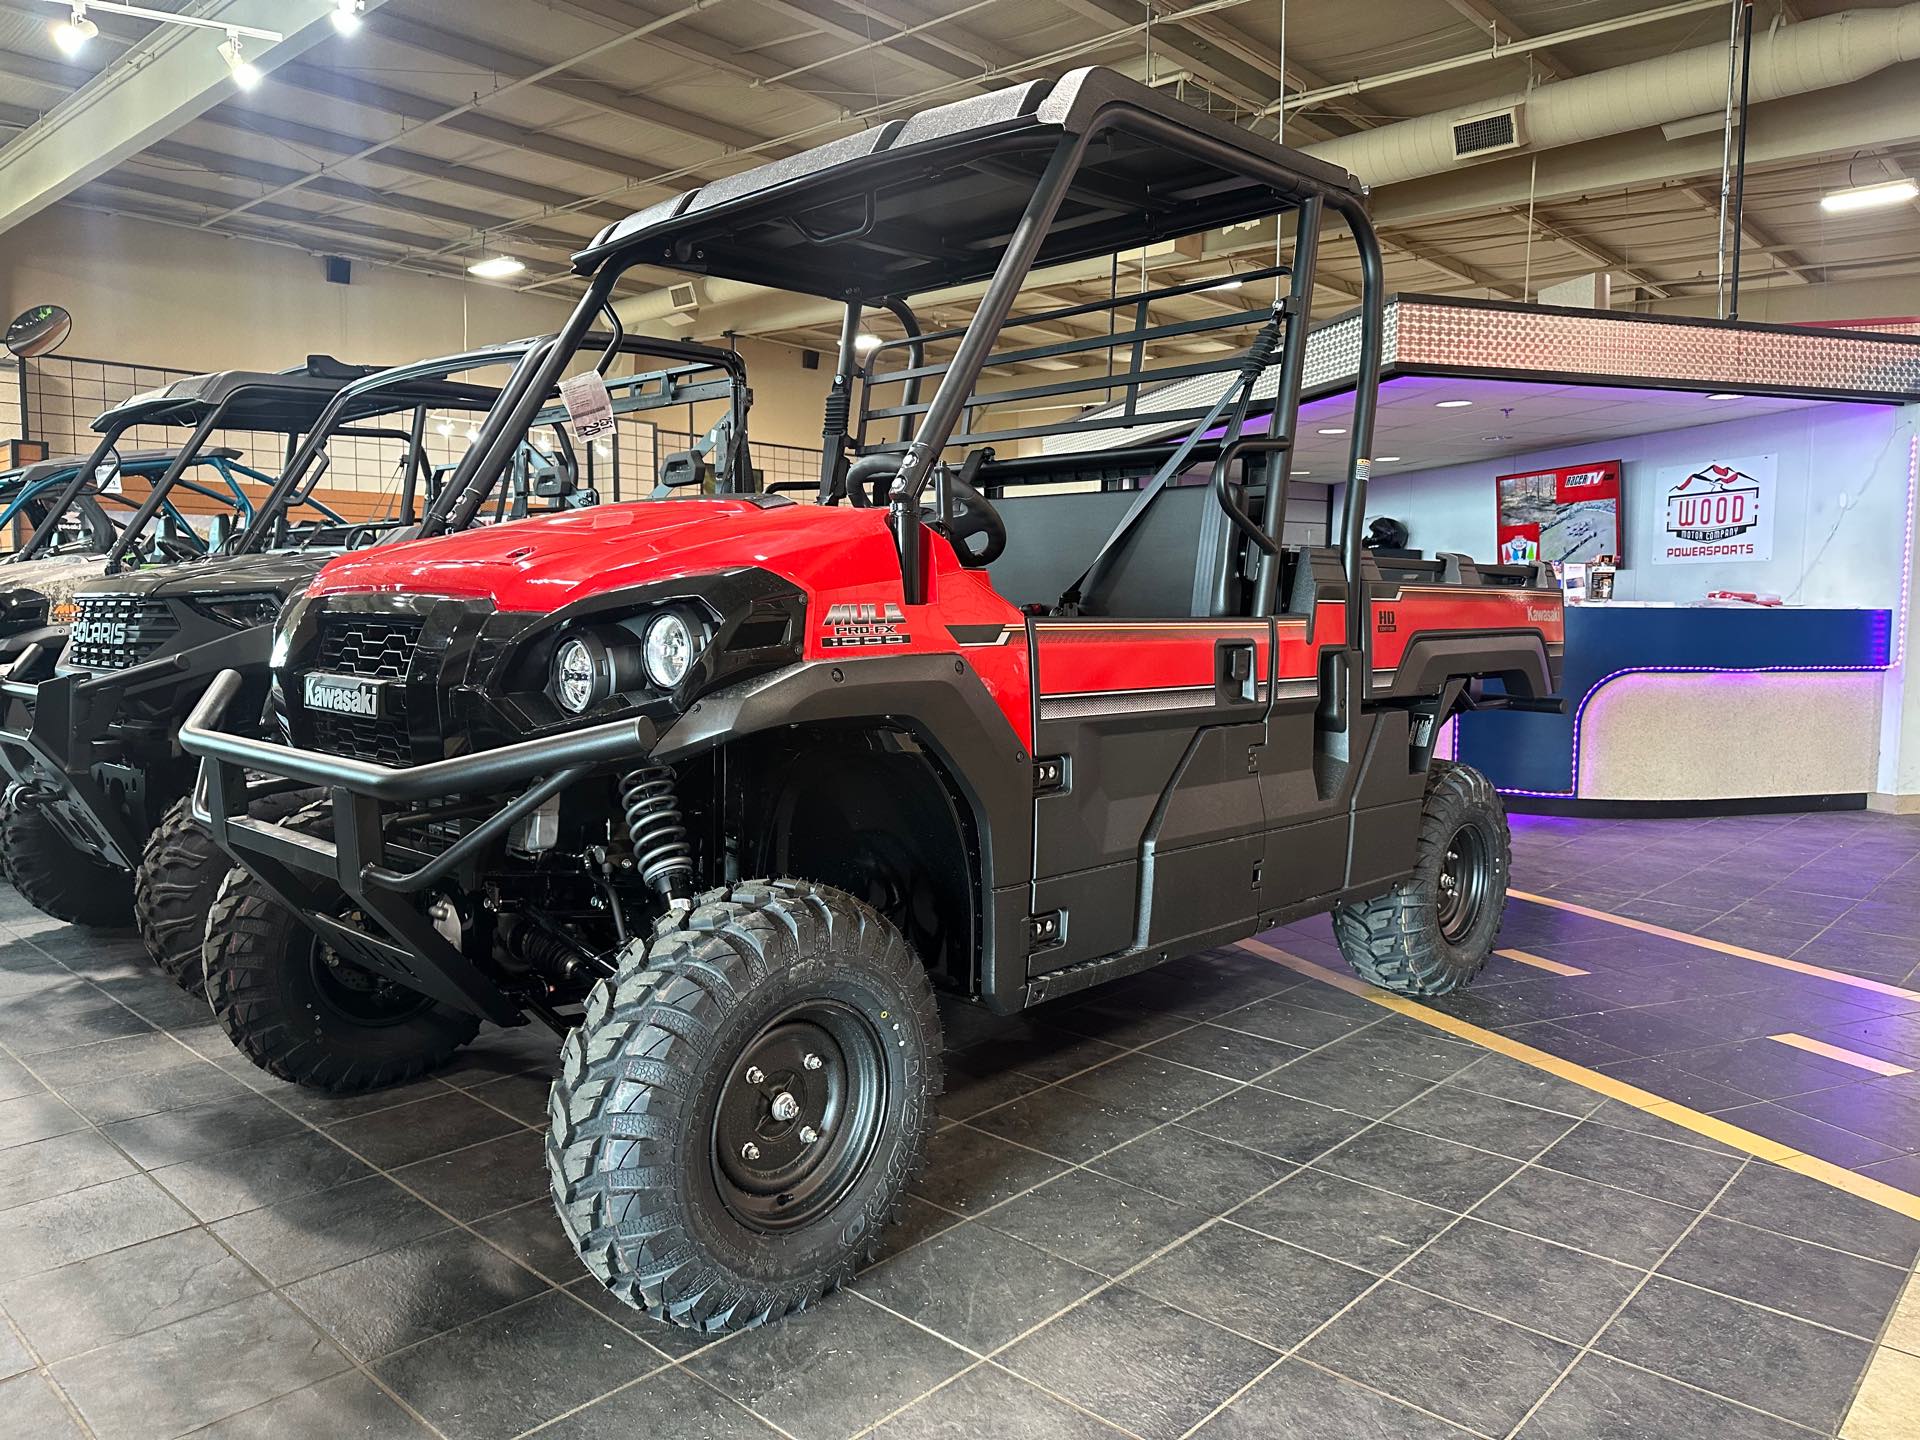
[842,454,899,509]
[149,533,202,563]
[342,523,386,550]
[936,453,1006,567]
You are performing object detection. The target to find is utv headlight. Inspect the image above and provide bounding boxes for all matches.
[643,611,696,689]
[190,592,284,629]
[548,629,645,715]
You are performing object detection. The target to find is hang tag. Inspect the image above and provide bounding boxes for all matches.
[557,371,617,440]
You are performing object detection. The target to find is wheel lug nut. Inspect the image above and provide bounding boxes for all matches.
[803,1053,822,1070]
[771,1092,800,1122]
[744,1066,764,1085]
[740,1142,760,1161]
[799,1125,819,1144]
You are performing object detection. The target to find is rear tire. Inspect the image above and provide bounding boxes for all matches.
[1332,759,1509,997]
[136,792,314,998]
[0,793,134,929]
[204,803,480,1093]
[549,879,940,1333]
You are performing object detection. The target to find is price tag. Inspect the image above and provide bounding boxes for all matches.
[557,371,617,441]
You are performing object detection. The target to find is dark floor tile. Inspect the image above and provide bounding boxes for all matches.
[1142,1022,1302,1082]
[1398,1219,1642,1346]
[326,1090,523,1170]
[538,1364,781,1439]
[1857,1151,1920,1196]
[1000,1285,1274,1440]
[1498,1022,1637,1068]
[1715,1101,1905,1168]
[377,1290,660,1440]
[1470,1166,1697,1268]
[463,1071,555,1129]
[0,1172,191,1283]
[0,1320,28,1380]
[1388,1086,1580,1161]
[52,1290,349,1440]
[1335,1019,1488,1082]
[909,1126,1067,1216]
[0,1053,42,1104]
[1535,1121,1741,1210]
[1127,1222,1372,1350]
[1519,1353,1811,1440]
[689,1292,969,1440]
[1794,922,1920,979]
[390,1127,547,1223]
[1658,1215,1908,1338]
[151,1127,371,1223]
[966,1086,1159,1164]
[1192,1358,1473,1439]
[0,1091,84,1150]
[1216,994,1372,1050]
[1231,1167,1457,1273]
[1673,1038,1870,1101]
[0,1127,134,1211]
[251,1074,456,1126]
[0,996,153,1057]
[1302,1281,1577,1437]
[0,1371,87,1439]
[1058,1052,1239,1121]
[1583,1100,1742,1156]
[213,1174,451,1286]
[1779,1076,1920,1152]
[0,1227,265,1362]
[1550,1008,1727,1060]
[287,1227,548,1361]
[1594,1056,1760,1113]
[1814,1011,1920,1065]
[1090,1124,1293,1214]
[1047,996,1196,1049]
[563,1276,716,1362]
[1443,1053,1605,1118]
[935,1047,1046,1122]
[985,1169,1204,1276]
[98,1092,303,1171]
[958,1023,1125,1086]
[473,1199,587,1284]
[1315,1124,1521,1212]
[58,1059,255,1127]
[433,1028,560,1088]
[184,1371,431,1439]
[1255,1043,1435,1119]
[1181,1088,1373,1163]
[856,1222,1100,1351]
[867,1194,965,1266]
[875,1362,1126,1440]
[1597,1276,1871,1432]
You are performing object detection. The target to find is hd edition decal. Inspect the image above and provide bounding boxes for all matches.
[1654,453,1775,564]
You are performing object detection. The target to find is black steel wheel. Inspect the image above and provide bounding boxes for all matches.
[549,879,940,1333]
[1331,759,1509,996]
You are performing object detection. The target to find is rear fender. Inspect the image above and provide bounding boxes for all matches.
[1378,628,1556,701]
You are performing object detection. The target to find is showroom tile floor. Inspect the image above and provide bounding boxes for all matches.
[0,808,1916,1439]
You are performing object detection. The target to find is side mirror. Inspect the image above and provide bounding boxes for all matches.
[205,512,232,553]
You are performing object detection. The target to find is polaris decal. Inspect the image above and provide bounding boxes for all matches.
[69,617,129,651]
[820,601,910,648]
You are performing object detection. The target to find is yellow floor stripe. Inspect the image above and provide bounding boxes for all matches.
[1237,938,1920,1224]
[1497,947,1589,977]
[1769,1032,1914,1077]
[1510,889,1920,1004]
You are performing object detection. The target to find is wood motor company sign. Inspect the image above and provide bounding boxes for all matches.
[1655,454,1776,565]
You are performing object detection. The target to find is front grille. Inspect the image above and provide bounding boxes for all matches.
[302,613,427,765]
[66,595,179,670]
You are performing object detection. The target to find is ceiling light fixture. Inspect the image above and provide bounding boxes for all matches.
[467,255,525,279]
[1435,399,1474,409]
[219,30,260,90]
[1819,178,1918,214]
[853,333,884,354]
[1317,427,1347,435]
[1706,392,1741,400]
[1377,456,1403,463]
[330,0,363,36]
[52,4,96,55]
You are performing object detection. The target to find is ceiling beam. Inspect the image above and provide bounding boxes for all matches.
[547,0,849,112]
[1439,0,1574,81]
[1678,181,1821,284]
[0,0,397,236]
[1500,206,1674,300]
[750,0,988,88]
[1050,0,1277,109]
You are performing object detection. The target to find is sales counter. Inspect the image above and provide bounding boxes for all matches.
[1454,603,1894,814]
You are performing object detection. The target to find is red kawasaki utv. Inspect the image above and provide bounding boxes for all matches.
[184,68,1564,1333]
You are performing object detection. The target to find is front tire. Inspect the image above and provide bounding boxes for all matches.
[203,804,481,1093]
[0,793,134,929]
[1332,759,1509,996]
[549,880,940,1333]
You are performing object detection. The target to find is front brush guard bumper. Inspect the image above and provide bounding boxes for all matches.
[182,669,659,1026]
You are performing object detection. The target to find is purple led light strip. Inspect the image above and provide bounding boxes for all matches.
[1898,433,1918,668]
[1494,662,1892,799]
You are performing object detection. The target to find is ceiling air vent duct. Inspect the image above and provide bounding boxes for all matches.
[1451,106,1526,162]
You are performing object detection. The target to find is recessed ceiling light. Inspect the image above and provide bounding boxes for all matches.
[1820,179,1918,214]
[1435,399,1474,409]
[467,255,525,279]
[1706,392,1740,401]
[1377,456,1402,463]
[1318,427,1347,435]
[1481,435,1514,442]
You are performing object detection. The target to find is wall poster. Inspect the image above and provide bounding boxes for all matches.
[1653,453,1776,565]
[1495,459,1622,567]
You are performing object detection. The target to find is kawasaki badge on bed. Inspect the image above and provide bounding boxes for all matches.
[0,334,753,1001]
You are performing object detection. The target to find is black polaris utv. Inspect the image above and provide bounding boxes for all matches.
[0,334,753,986]
[184,70,1562,1332]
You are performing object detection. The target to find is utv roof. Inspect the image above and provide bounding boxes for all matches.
[95,356,504,434]
[574,66,1366,301]
[4,447,242,490]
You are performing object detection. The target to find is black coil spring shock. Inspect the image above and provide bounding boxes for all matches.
[618,763,693,905]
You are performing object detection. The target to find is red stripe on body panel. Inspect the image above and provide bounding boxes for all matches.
[1033,622,1269,700]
